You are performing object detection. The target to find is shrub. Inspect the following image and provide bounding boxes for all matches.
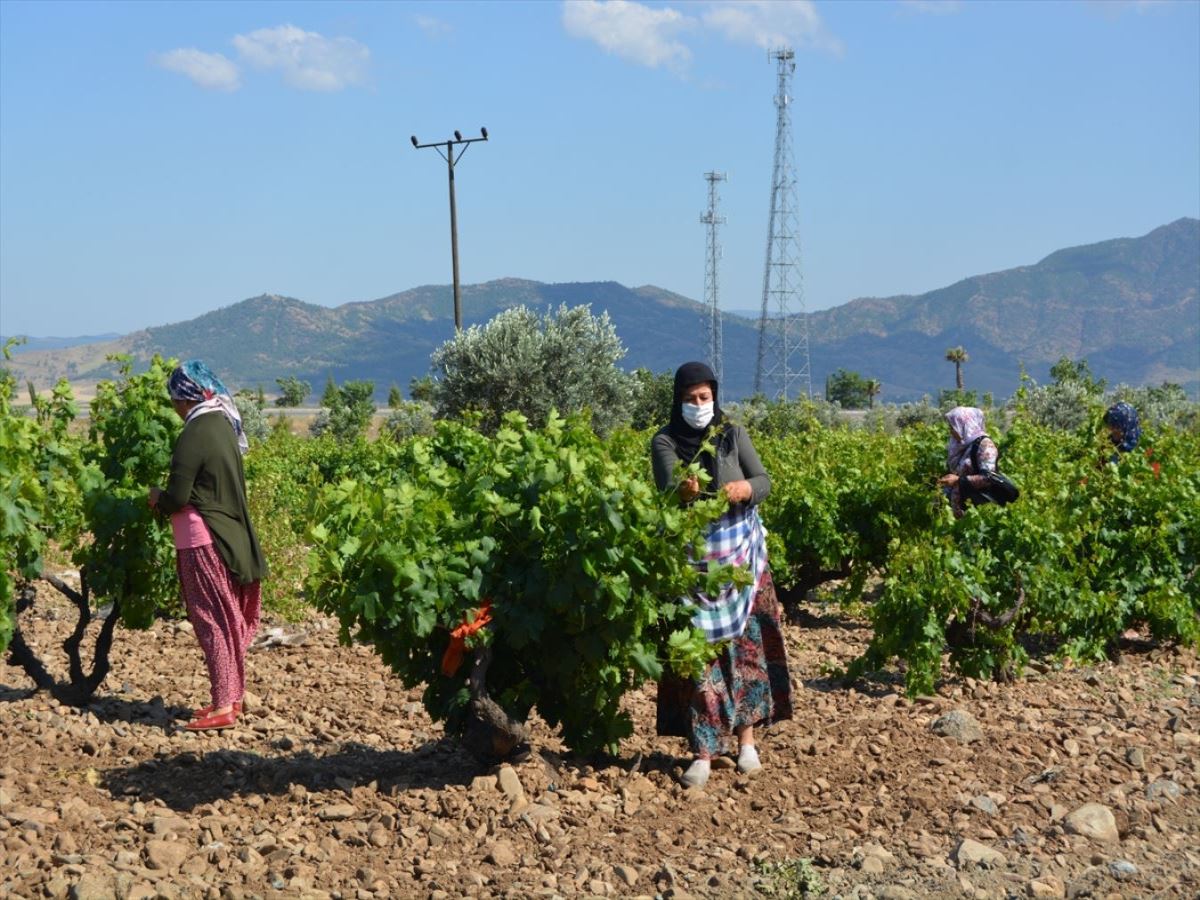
[235,389,271,445]
[275,376,311,408]
[893,399,944,431]
[430,304,634,435]
[629,368,674,431]
[306,413,733,755]
[1107,382,1199,433]
[384,400,436,441]
[1013,380,1096,432]
[824,368,870,409]
[729,396,841,437]
[310,379,376,442]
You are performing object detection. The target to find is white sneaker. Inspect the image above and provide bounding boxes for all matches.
[737,744,761,775]
[680,758,711,788]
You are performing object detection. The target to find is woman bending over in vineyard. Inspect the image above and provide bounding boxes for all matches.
[148,361,267,732]
[1103,402,1141,464]
[938,406,999,518]
[651,361,792,788]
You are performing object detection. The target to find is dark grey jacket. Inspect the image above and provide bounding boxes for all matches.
[650,423,771,506]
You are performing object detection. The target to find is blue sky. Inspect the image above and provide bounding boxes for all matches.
[1,0,1197,337]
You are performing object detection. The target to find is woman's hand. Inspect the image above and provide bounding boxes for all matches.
[938,473,959,487]
[722,480,753,504]
[679,476,700,503]
[148,486,162,509]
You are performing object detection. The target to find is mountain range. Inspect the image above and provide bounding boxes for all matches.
[6,218,1198,402]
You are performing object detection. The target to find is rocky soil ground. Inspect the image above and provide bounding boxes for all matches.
[2,575,1198,900]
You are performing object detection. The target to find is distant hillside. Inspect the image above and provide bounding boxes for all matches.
[1,333,121,352]
[6,219,1197,402]
[806,218,1199,397]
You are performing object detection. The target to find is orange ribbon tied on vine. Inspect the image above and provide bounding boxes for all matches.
[440,599,493,677]
[1145,447,1161,479]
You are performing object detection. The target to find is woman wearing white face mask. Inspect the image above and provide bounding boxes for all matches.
[650,361,792,788]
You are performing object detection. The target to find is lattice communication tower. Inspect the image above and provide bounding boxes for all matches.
[754,48,812,399]
[700,171,728,383]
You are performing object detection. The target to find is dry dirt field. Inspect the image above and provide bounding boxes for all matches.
[2,576,1198,900]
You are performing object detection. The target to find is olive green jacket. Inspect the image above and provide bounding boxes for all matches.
[158,412,267,584]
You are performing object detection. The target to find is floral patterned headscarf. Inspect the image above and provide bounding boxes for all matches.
[945,406,987,471]
[1103,402,1141,454]
[167,360,248,454]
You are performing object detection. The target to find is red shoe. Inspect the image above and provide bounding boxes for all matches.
[191,700,242,720]
[185,709,237,731]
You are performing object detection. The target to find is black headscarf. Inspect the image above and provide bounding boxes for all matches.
[667,361,726,490]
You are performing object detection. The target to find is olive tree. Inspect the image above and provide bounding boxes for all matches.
[430,304,634,434]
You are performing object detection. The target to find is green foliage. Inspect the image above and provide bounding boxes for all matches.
[730,396,841,437]
[386,384,403,409]
[754,857,825,898]
[234,389,270,445]
[1050,356,1107,395]
[1108,382,1199,432]
[756,424,941,596]
[8,346,1198,724]
[306,412,736,754]
[242,429,325,621]
[320,375,338,407]
[629,367,674,431]
[429,304,634,435]
[0,341,92,652]
[1013,378,1094,432]
[847,419,1199,694]
[275,375,311,408]
[80,356,180,626]
[892,399,944,431]
[383,401,436,441]
[1012,359,1108,432]
[311,379,376,442]
[409,375,436,404]
[824,368,870,409]
[938,388,979,410]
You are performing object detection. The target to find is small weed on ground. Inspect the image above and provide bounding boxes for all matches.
[754,857,825,897]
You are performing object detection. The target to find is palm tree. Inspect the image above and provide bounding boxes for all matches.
[945,346,969,391]
[865,379,881,409]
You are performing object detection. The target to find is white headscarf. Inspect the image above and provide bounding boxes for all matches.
[945,406,987,472]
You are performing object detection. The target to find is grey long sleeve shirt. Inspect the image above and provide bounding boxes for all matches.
[650,423,771,506]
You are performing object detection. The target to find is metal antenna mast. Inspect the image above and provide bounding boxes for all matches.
[700,171,727,383]
[754,48,811,399]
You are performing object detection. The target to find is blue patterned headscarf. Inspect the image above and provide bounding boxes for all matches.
[168,360,248,453]
[1103,402,1141,454]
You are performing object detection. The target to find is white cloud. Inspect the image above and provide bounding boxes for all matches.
[701,1,842,54]
[232,24,369,91]
[415,14,453,39]
[562,1,842,73]
[562,0,693,72]
[897,0,963,14]
[154,48,241,92]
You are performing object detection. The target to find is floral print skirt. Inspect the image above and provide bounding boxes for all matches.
[177,544,261,709]
[656,570,793,758]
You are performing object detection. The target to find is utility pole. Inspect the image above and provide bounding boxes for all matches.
[700,171,727,383]
[411,127,489,331]
[754,49,811,400]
